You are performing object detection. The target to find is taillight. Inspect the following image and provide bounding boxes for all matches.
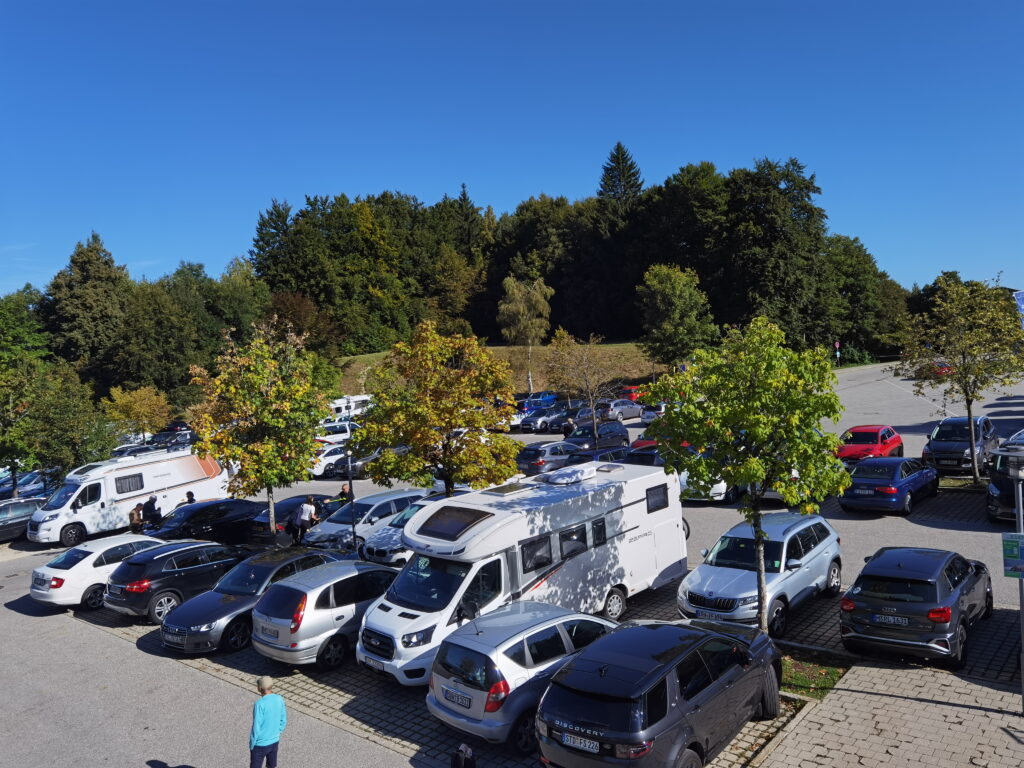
[614,740,654,759]
[275,524,285,531]
[290,595,307,633]
[874,486,899,494]
[49,577,65,589]
[839,597,855,612]
[125,579,151,593]
[928,606,952,623]
[428,673,435,692]
[484,679,510,712]
[531,459,546,466]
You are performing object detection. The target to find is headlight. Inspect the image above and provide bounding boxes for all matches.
[41,513,59,523]
[401,625,436,648]
[737,595,759,606]
[190,623,215,632]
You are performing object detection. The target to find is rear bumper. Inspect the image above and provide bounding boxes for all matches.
[425,691,513,743]
[839,494,904,512]
[103,597,147,617]
[840,623,956,659]
[252,634,320,665]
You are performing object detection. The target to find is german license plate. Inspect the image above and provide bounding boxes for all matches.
[938,460,957,466]
[872,614,909,625]
[261,626,278,639]
[442,686,472,709]
[854,489,873,495]
[562,733,600,753]
[107,585,122,595]
[365,656,384,671]
[694,608,719,619]
[163,631,185,644]
[32,575,47,587]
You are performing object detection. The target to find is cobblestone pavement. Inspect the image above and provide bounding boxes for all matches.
[761,661,1024,768]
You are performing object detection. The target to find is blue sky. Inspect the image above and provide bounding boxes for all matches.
[2,1,1021,295]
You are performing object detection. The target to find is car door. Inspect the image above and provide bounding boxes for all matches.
[200,545,243,590]
[363,500,397,536]
[675,649,734,755]
[780,534,811,598]
[166,548,212,598]
[699,638,761,733]
[947,556,981,620]
[522,623,571,692]
[72,482,104,528]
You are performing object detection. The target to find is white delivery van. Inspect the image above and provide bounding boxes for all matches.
[27,451,229,547]
[328,394,372,422]
[355,462,687,686]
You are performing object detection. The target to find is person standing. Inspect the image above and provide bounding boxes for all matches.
[175,491,196,509]
[141,496,162,526]
[249,675,286,768]
[296,496,318,544]
[337,482,354,505]
[562,417,575,439]
[128,504,144,534]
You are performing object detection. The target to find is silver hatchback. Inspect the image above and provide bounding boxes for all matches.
[251,561,397,670]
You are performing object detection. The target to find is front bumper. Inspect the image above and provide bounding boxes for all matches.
[160,623,225,653]
[356,640,433,686]
[425,690,513,743]
[677,594,758,624]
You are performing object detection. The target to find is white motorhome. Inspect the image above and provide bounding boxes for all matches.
[355,462,687,686]
[328,394,372,421]
[27,451,229,547]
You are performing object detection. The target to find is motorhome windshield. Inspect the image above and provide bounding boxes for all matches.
[42,482,80,511]
[385,555,470,612]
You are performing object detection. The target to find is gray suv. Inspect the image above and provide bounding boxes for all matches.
[677,513,842,637]
[425,602,615,754]
[922,416,999,474]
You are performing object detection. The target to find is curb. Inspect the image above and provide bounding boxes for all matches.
[775,638,857,661]
[748,696,817,768]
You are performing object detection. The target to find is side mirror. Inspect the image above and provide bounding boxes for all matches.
[785,558,802,571]
[699,548,709,558]
[863,555,873,563]
[71,499,80,510]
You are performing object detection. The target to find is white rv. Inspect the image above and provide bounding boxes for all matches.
[355,462,687,686]
[27,451,229,547]
[328,394,372,421]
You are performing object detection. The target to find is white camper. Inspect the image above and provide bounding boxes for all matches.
[27,451,229,547]
[328,394,372,421]
[355,462,687,686]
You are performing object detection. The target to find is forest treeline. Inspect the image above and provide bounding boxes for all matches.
[4,144,926,410]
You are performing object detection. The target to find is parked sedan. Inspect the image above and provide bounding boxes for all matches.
[519,406,569,433]
[337,445,410,479]
[564,421,630,451]
[248,494,334,546]
[597,399,644,422]
[0,471,57,501]
[310,443,352,478]
[837,425,904,468]
[839,457,938,514]
[840,547,992,669]
[0,497,46,542]
[547,407,586,434]
[515,442,579,476]
[160,547,344,653]
[640,402,667,426]
[144,499,268,544]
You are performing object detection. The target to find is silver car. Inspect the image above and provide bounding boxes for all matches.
[425,602,616,754]
[303,488,428,550]
[251,561,397,670]
[677,512,842,637]
[598,399,644,422]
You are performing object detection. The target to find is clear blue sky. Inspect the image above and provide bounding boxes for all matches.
[2,1,1021,295]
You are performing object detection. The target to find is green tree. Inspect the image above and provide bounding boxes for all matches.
[101,386,174,438]
[645,318,849,633]
[543,329,617,438]
[497,276,555,392]
[190,322,329,534]
[598,141,644,217]
[354,321,520,498]
[892,275,1024,483]
[0,353,46,495]
[0,286,49,365]
[636,265,719,367]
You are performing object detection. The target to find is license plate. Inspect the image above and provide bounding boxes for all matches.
[561,733,600,753]
[854,488,873,495]
[442,686,472,709]
[694,608,719,619]
[163,632,185,644]
[872,614,909,625]
[365,657,384,671]
[260,626,279,639]
[33,575,47,587]
[938,460,957,466]
[107,585,122,595]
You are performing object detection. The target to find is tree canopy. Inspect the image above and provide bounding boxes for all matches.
[636,264,719,367]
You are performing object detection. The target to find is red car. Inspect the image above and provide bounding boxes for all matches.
[617,385,643,402]
[837,425,904,468]
[631,432,657,451]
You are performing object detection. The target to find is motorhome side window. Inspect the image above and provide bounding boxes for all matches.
[521,536,553,573]
[592,518,607,547]
[559,525,587,558]
[114,474,144,494]
[646,484,669,513]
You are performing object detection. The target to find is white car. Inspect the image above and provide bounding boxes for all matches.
[316,421,359,445]
[29,533,163,609]
[302,488,429,549]
[310,443,351,479]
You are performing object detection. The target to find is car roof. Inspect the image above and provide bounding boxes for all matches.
[854,457,907,467]
[73,533,160,553]
[938,416,984,425]
[126,539,211,562]
[446,601,578,648]
[271,559,391,590]
[847,425,886,432]
[349,488,426,503]
[861,547,954,581]
[555,622,708,698]
[726,511,824,540]
[238,546,327,567]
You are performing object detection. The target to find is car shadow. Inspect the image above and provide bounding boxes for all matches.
[3,593,63,617]
[4,538,57,554]
[146,760,198,768]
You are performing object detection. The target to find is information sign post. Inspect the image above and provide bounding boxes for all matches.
[994,444,1024,715]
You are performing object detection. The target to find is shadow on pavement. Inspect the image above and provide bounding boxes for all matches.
[146,760,197,768]
[3,593,62,617]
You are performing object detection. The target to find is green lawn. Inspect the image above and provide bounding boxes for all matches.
[781,653,849,700]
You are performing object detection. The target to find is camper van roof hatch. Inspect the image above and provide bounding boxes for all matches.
[72,464,103,476]
[545,466,597,485]
[417,506,494,541]
[597,463,625,473]
[482,482,532,497]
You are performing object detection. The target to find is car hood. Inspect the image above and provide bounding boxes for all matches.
[837,445,878,459]
[365,525,405,550]
[682,565,780,598]
[927,439,972,452]
[361,595,444,639]
[164,589,259,626]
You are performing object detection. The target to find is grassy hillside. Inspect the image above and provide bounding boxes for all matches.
[335,343,661,396]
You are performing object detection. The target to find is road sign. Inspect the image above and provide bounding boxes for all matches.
[1003,533,1024,578]
[834,341,840,349]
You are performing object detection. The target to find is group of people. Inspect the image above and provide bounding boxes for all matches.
[286,483,353,545]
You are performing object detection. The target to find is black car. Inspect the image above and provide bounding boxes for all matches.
[564,447,630,466]
[104,540,258,623]
[537,620,781,768]
[145,499,268,544]
[921,416,999,475]
[161,546,344,653]
[248,494,334,545]
[987,428,1024,522]
[0,497,46,542]
[620,448,665,467]
[840,547,993,669]
[564,421,631,451]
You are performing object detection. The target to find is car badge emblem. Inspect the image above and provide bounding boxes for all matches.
[881,606,896,614]
[707,591,714,597]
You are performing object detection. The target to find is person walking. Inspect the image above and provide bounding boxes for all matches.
[249,675,286,768]
[562,417,575,439]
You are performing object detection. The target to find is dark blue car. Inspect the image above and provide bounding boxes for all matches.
[839,457,938,514]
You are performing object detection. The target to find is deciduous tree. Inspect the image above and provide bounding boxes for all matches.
[636,265,719,368]
[497,276,554,392]
[544,329,616,438]
[645,318,849,633]
[102,386,173,439]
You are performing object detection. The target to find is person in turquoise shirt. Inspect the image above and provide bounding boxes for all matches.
[250,675,287,768]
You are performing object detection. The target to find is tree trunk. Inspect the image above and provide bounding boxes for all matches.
[966,399,980,484]
[266,486,276,546]
[589,396,600,448]
[753,507,768,632]
[10,465,19,500]
[527,343,534,394]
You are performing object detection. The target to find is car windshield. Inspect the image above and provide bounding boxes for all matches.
[931,423,971,441]
[706,535,784,573]
[157,507,193,526]
[385,555,470,612]
[41,482,80,511]
[215,562,276,596]
[569,426,595,438]
[45,547,92,570]
[852,576,937,603]
[326,501,374,525]
[843,431,879,445]
[850,464,896,481]
[389,502,427,528]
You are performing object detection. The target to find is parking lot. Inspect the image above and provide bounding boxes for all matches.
[3,362,1024,768]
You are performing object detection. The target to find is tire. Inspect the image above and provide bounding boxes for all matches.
[983,589,993,619]
[722,486,739,505]
[757,665,781,720]
[80,584,105,610]
[316,634,348,671]
[616,413,624,422]
[508,708,538,755]
[219,618,252,652]
[602,587,627,621]
[148,591,180,624]
[823,560,842,597]
[539,422,547,432]
[946,623,968,670]
[894,445,904,457]
[324,463,335,478]
[681,517,691,540]
[929,478,939,498]
[676,748,702,768]
[901,492,913,516]
[767,599,788,638]
[60,523,86,547]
